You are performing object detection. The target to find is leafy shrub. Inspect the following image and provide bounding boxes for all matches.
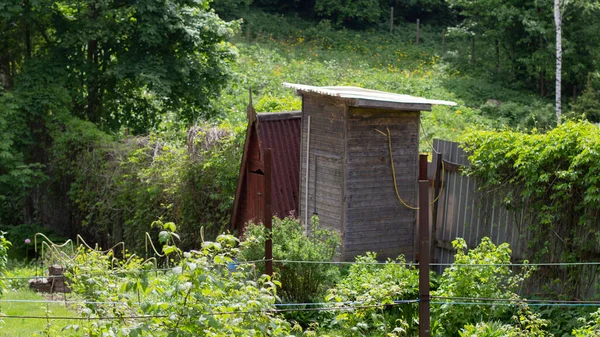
[461,122,600,298]
[572,309,600,337]
[460,321,517,337]
[0,231,10,298]
[569,84,600,123]
[63,233,295,337]
[433,237,532,336]
[239,216,341,303]
[459,304,553,337]
[48,117,244,253]
[325,252,419,336]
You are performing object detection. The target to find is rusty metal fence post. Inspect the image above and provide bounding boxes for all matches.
[418,154,431,337]
[264,148,273,277]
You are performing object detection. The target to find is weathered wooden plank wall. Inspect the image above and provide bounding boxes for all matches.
[431,138,599,298]
[299,95,346,241]
[431,139,529,272]
[344,108,419,260]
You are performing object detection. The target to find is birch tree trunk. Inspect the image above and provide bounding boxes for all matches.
[554,0,562,124]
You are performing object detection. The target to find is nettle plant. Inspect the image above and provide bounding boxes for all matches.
[325,252,419,337]
[63,231,296,337]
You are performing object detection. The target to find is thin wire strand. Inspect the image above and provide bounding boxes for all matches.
[431,301,600,307]
[431,296,600,304]
[3,260,600,281]
[0,298,418,307]
[0,299,420,320]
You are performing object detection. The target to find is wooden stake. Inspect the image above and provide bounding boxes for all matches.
[416,19,420,45]
[442,29,446,56]
[418,154,431,337]
[390,7,394,34]
[246,23,251,43]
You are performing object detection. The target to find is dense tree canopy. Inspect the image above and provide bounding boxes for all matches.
[0,0,238,228]
[0,0,238,133]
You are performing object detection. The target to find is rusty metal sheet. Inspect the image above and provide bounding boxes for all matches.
[257,112,301,220]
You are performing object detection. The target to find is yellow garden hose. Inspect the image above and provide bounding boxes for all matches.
[375,127,444,210]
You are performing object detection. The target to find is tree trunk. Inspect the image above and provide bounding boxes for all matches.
[0,46,12,90]
[554,0,562,124]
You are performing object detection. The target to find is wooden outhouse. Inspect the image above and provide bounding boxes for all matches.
[284,83,455,261]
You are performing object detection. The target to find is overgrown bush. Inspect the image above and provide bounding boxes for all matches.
[461,121,600,298]
[325,252,419,336]
[432,237,532,336]
[46,117,244,253]
[61,233,295,336]
[460,307,552,337]
[239,216,340,303]
[572,308,600,337]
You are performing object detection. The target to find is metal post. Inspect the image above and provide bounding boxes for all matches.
[418,154,431,337]
[431,152,443,263]
[264,148,273,277]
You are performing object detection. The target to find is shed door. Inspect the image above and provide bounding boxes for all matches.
[247,171,265,225]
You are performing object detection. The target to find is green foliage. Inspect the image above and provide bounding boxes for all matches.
[0,224,65,260]
[460,308,552,337]
[460,321,517,337]
[433,237,532,336]
[461,121,600,296]
[570,80,600,123]
[572,309,600,337]
[50,118,244,252]
[325,252,418,336]
[314,0,384,27]
[536,306,593,337]
[239,216,341,303]
[63,233,295,336]
[3,260,37,291]
[0,231,10,298]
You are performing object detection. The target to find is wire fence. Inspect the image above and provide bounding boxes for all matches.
[2,258,599,323]
[2,259,599,281]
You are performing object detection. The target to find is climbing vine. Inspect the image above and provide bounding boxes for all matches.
[461,121,600,297]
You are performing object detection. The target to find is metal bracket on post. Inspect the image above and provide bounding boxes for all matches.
[264,148,273,277]
[418,154,431,337]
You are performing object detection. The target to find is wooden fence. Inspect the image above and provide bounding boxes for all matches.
[428,139,599,298]
[429,139,532,270]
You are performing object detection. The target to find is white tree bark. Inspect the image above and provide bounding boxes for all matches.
[554,0,562,124]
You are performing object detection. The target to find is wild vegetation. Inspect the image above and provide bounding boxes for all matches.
[1,0,600,334]
[1,222,599,336]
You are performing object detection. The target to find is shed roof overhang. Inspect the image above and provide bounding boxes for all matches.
[283,83,457,111]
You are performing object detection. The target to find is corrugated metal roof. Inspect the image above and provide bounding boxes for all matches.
[257,112,301,219]
[283,82,456,107]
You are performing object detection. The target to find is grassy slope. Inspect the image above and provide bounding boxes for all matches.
[215,10,555,148]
